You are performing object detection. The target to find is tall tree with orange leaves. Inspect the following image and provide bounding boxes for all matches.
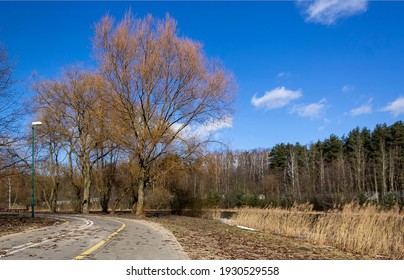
[93,12,235,215]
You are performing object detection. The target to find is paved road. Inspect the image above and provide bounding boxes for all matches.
[0,214,188,260]
[86,218,188,260]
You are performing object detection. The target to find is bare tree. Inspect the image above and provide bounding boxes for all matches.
[0,43,23,172]
[36,113,64,213]
[34,67,113,213]
[93,12,235,215]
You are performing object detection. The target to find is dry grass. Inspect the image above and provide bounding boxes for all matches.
[200,208,223,219]
[234,203,404,259]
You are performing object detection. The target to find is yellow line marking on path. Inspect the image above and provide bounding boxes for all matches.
[74,220,126,260]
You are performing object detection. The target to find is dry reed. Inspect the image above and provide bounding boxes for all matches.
[234,203,403,259]
[201,208,222,219]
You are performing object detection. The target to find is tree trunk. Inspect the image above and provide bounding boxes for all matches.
[389,147,394,192]
[49,142,60,213]
[381,141,387,199]
[49,182,58,213]
[67,149,82,213]
[319,150,325,194]
[136,179,145,216]
[82,178,91,214]
[82,162,92,214]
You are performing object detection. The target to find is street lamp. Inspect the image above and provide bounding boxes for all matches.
[31,121,42,218]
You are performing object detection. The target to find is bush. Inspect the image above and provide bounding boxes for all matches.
[145,187,173,210]
[382,193,401,210]
[206,192,221,208]
[170,187,203,217]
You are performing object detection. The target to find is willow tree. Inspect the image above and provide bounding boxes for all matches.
[93,12,235,215]
[34,68,111,214]
[0,43,22,173]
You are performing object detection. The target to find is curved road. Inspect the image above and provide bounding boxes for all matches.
[0,214,188,260]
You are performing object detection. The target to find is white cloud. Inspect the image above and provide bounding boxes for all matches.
[290,98,327,119]
[172,117,233,140]
[382,96,404,117]
[251,86,302,110]
[350,99,372,116]
[195,117,233,138]
[297,0,368,25]
[342,84,355,93]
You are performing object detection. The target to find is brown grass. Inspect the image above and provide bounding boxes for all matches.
[234,203,404,259]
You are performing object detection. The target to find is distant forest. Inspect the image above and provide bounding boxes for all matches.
[192,121,404,210]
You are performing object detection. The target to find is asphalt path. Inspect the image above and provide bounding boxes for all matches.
[0,214,188,260]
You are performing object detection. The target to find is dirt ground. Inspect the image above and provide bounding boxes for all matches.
[0,213,58,237]
[0,213,370,259]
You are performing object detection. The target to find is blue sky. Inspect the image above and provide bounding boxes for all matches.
[1,1,404,150]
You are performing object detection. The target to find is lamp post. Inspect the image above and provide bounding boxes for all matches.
[8,177,11,209]
[31,121,42,218]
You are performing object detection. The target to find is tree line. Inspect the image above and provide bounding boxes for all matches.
[196,121,404,210]
[4,115,402,213]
